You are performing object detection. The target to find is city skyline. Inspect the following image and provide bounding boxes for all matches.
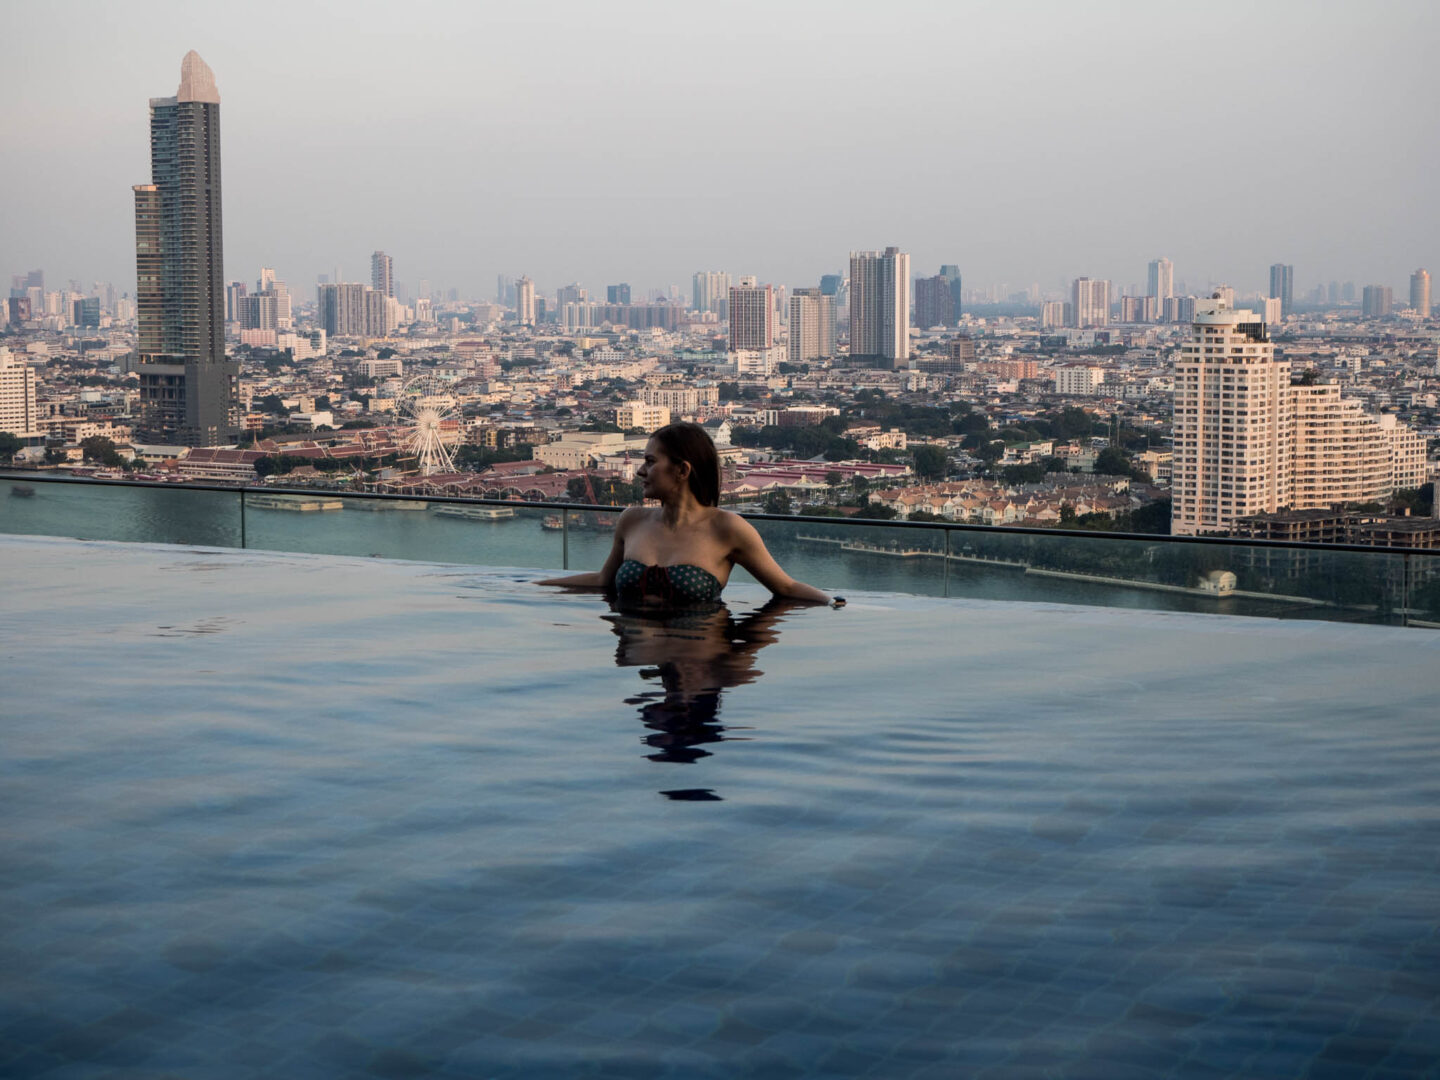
[2,0,1437,300]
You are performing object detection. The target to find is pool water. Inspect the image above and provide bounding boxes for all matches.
[2,536,1438,1078]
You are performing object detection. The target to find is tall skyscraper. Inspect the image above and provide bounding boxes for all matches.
[728,278,774,351]
[692,271,730,314]
[819,274,843,297]
[788,288,836,363]
[1147,258,1174,303]
[1410,269,1430,318]
[1362,285,1393,318]
[938,264,962,322]
[1070,277,1110,328]
[914,275,955,328]
[515,276,536,325]
[849,247,911,367]
[134,51,240,446]
[607,283,631,304]
[371,252,394,298]
[1268,263,1294,317]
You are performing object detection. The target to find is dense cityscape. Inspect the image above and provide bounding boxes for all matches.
[2,53,1436,554]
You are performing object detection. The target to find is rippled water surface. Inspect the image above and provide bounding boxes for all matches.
[2,536,1438,1079]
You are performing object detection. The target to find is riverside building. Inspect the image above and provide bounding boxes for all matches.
[1172,298,1425,536]
[134,52,241,446]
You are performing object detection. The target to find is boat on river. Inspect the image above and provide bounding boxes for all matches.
[431,505,516,521]
[247,494,344,512]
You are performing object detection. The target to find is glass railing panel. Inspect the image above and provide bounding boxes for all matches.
[1402,552,1440,628]
[0,475,242,548]
[743,515,952,598]
[239,492,566,570]
[964,530,1410,625]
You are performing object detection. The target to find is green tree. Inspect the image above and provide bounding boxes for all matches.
[80,436,126,468]
[1001,463,1046,485]
[1128,499,1172,535]
[0,432,22,455]
[912,444,948,481]
[762,490,793,515]
[824,470,844,489]
[975,440,1004,463]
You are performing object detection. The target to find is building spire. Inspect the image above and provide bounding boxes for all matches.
[176,50,220,104]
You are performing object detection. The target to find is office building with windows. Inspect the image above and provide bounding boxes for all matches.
[1070,277,1110,328]
[1410,269,1430,318]
[728,278,774,352]
[1269,263,1294,317]
[788,288,836,363]
[849,247,910,367]
[371,252,394,298]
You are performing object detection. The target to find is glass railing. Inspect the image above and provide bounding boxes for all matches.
[3,472,1437,628]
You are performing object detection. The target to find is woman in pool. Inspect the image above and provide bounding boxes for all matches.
[539,421,841,607]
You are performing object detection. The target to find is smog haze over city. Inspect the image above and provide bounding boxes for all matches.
[2,0,1436,299]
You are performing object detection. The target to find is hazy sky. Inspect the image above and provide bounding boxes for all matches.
[3,0,1436,302]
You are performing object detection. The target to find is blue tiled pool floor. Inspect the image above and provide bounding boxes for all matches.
[2,536,1438,1078]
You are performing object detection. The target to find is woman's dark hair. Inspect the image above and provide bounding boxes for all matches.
[651,422,721,507]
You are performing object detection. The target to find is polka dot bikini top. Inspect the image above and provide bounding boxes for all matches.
[615,559,724,604]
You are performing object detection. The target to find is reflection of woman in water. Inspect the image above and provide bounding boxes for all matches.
[605,596,802,800]
[538,421,842,607]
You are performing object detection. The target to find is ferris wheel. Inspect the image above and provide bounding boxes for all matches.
[395,373,458,475]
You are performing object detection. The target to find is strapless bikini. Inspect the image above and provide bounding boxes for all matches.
[615,559,724,604]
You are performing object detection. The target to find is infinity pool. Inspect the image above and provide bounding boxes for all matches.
[2,536,1438,1078]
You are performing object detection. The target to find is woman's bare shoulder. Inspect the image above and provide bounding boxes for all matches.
[616,505,655,531]
[713,508,758,540]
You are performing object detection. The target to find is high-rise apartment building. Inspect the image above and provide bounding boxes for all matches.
[1147,258,1174,303]
[1039,301,1068,329]
[1070,277,1110,328]
[371,252,394,298]
[1410,269,1430,318]
[515,276,536,325]
[788,288,836,363]
[133,52,240,446]
[1362,285,1393,318]
[556,284,586,306]
[607,283,631,304]
[1173,300,1289,535]
[0,348,39,438]
[1268,263,1294,316]
[1120,296,1157,324]
[938,265,962,322]
[728,278,774,351]
[317,282,390,337]
[849,247,911,367]
[237,293,277,331]
[914,275,955,328]
[1172,298,1423,536]
[225,281,246,322]
[692,271,730,314]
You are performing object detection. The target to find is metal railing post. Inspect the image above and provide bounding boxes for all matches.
[943,527,950,598]
[562,508,569,570]
[1402,552,1411,628]
[240,487,246,549]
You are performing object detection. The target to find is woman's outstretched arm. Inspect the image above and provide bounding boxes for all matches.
[536,507,635,589]
[726,513,837,605]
